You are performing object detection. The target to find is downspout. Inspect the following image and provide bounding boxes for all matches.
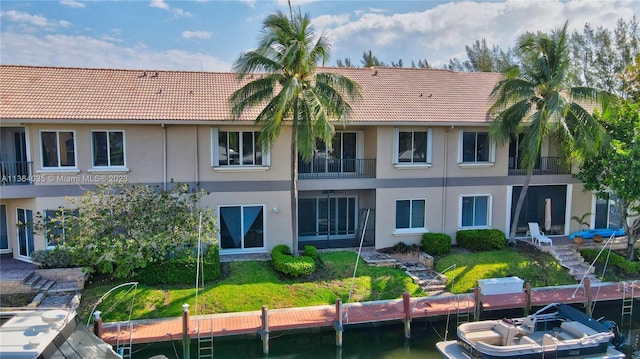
[162,124,167,190]
[441,126,453,232]
[194,125,199,192]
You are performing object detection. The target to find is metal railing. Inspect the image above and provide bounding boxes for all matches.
[508,157,570,175]
[299,158,376,179]
[0,161,33,185]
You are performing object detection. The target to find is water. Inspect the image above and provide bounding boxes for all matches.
[131,301,639,359]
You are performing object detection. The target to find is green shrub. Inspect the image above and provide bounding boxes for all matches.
[137,245,221,284]
[581,249,640,274]
[271,245,316,277]
[456,229,506,251]
[31,247,77,268]
[392,242,410,254]
[302,245,319,260]
[421,233,452,255]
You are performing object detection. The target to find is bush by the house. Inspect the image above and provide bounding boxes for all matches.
[421,233,452,255]
[302,245,319,260]
[580,249,640,274]
[30,247,77,268]
[137,245,221,284]
[271,244,316,277]
[456,229,507,251]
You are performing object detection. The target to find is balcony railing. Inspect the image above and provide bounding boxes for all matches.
[299,158,376,179]
[508,157,570,175]
[1,161,33,185]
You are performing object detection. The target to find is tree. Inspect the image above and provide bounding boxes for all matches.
[489,22,609,244]
[361,50,385,67]
[448,38,516,72]
[575,61,640,260]
[229,9,361,255]
[59,183,217,278]
[336,58,354,68]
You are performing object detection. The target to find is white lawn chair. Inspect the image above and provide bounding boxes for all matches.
[527,222,553,247]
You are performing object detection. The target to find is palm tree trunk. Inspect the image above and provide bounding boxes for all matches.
[509,164,535,245]
[290,125,299,256]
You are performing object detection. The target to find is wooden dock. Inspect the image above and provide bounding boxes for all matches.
[99,280,639,347]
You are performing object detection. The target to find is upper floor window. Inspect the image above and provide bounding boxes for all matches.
[396,199,426,230]
[460,131,493,163]
[92,131,125,168]
[394,129,431,165]
[40,131,76,169]
[212,129,269,167]
[460,195,491,228]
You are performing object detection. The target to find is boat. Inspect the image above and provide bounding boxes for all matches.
[436,303,625,359]
[0,307,121,359]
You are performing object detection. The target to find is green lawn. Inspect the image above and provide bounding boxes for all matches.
[80,248,576,322]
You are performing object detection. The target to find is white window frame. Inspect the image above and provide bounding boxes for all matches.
[211,128,270,172]
[218,204,266,253]
[458,130,495,167]
[458,194,492,229]
[393,128,432,168]
[38,130,78,171]
[90,130,128,171]
[394,198,427,235]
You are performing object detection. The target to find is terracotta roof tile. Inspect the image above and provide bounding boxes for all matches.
[0,65,501,124]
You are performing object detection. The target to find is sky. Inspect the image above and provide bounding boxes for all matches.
[0,0,637,72]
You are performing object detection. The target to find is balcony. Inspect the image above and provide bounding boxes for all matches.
[1,161,33,185]
[299,158,376,179]
[508,157,570,175]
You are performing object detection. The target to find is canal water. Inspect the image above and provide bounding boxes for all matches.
[132,301,639,359]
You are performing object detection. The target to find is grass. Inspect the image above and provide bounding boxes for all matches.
[79,251,420,322]
[436,247,576,293]
[79,247,577,322]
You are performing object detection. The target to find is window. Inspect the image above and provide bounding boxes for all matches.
[461,195,490,227]
[594,193,622,229]
[298,196,356,238]
[219,205,264,250]
[395,129,431,164]
[43,209,78,247]
[0,205,8,252]
[16,208,34,257]
[213,129,268,167]
[41,131,76,168]
[461,131,491,163]
[92,131,125,168]
[396,199,425,229]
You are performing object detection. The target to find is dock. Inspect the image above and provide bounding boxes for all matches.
[100,280,639,347]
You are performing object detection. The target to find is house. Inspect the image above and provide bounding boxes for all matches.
[0,65,620,261]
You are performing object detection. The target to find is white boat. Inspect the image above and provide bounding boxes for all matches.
[0,308,121,359]
[436,303,625,359]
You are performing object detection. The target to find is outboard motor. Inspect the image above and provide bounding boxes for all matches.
[601,320,625,348]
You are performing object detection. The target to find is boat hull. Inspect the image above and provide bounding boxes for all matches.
[437,340,626,359]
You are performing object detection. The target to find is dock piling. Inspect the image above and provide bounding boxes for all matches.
[584,278,592,316]
[473,287,481,321]
[93,311,103,339]
[402,292,411,339]
[182,304,190,359]
[525,282,532,315]
[334,299,344,347]
[260,305,270,355]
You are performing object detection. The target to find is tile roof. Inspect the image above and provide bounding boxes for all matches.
[0,65,501,125]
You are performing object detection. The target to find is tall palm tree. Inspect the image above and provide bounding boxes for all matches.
[229,9,361,255]
[489,22,609,244]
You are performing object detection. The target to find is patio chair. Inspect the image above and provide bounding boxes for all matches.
[527,222,553,247]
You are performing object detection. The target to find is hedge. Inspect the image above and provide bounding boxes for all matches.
[137,245,221,284]
[421,233,452,255]
[580,249,640,274]
[31,247,78,268]
[271,244,316,277]
[455,229,507,251]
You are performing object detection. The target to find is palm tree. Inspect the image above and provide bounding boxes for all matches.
[489,22,610,244]
[229,9,361,255]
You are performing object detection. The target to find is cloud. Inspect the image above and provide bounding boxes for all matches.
[1,10,50,27]
[1,32,231,71]
[149,0,169,10]
[316,0,636,67]
[182,30,212,39]
[60,0,85,8]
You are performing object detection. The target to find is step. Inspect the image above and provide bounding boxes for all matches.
[23,272,41,287]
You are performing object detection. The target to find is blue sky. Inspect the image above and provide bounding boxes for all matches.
[1,0,637,71]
